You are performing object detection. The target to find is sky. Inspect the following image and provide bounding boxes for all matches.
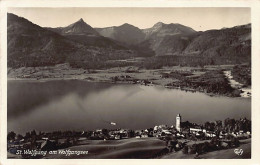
[8,8,250,31]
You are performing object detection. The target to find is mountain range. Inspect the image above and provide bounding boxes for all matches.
[8,13,135,68]
[7,13,251,68]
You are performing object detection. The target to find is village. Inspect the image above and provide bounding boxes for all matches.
[7,114,251,158]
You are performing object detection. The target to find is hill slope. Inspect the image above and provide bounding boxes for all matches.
[136,22,196,55]
[140,23,251,62]
[7,13,78,67]
[183,24,251,59]
[8,13,136,68]
[140,24,251,68]
[155,24,251,60]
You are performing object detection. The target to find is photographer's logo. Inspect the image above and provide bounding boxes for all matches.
[234,149,243,155]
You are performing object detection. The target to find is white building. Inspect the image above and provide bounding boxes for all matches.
[189,128,206,133]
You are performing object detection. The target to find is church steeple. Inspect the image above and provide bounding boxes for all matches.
[176,114,181,132]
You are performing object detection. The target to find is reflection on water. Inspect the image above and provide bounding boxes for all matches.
[8,80,251,134]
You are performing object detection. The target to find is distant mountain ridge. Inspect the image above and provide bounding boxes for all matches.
[138,22,197,55]
[142,22,196,39]
[95,22,198,56]
[8,13,251,68]
[95,22,196,45]
[95,23,145,45]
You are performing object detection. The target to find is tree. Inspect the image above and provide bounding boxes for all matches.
[31,130,37,136]
[7,131,16,141]
[102,129,109,137]
[224,118,236,133]
[16,134,24,141]
[182,146,188,154]
[204,122,215,131]
[215,120,223,137]
[112,76,119,83]
[215,120,223,128]
[24,132,31,141]
[128,130,135,137]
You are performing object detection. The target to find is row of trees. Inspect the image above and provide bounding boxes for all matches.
[179,117,251,135]
[203,117,251,133]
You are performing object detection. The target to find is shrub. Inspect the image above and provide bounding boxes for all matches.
[182,146,189,154]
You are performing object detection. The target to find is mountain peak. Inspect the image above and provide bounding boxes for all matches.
[95,23,145,45]
[121,23,131,26]
[120,23,135,28]
[155,22,164,25]
[61,18,99,36]
[154,22,164,27]
[150,22,165,30]
[142,22,196,40]
[78,18,84,22]
[74,18,86,25]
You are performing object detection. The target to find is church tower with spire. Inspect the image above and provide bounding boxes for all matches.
[176,114,181,132]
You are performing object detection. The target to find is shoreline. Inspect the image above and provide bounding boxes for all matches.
[7,76,251,99]
[7,64,252,99]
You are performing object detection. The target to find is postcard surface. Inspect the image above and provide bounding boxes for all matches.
[1,0,260,164]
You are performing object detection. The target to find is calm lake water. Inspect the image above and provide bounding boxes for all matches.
[8,80,251,134]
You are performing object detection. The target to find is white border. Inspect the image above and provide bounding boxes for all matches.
[1,0,260,165]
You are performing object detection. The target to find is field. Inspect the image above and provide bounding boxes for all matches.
[43,138,167,159]
[7,138,250,159]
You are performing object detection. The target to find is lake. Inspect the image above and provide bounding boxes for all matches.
[8,80,251,134]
